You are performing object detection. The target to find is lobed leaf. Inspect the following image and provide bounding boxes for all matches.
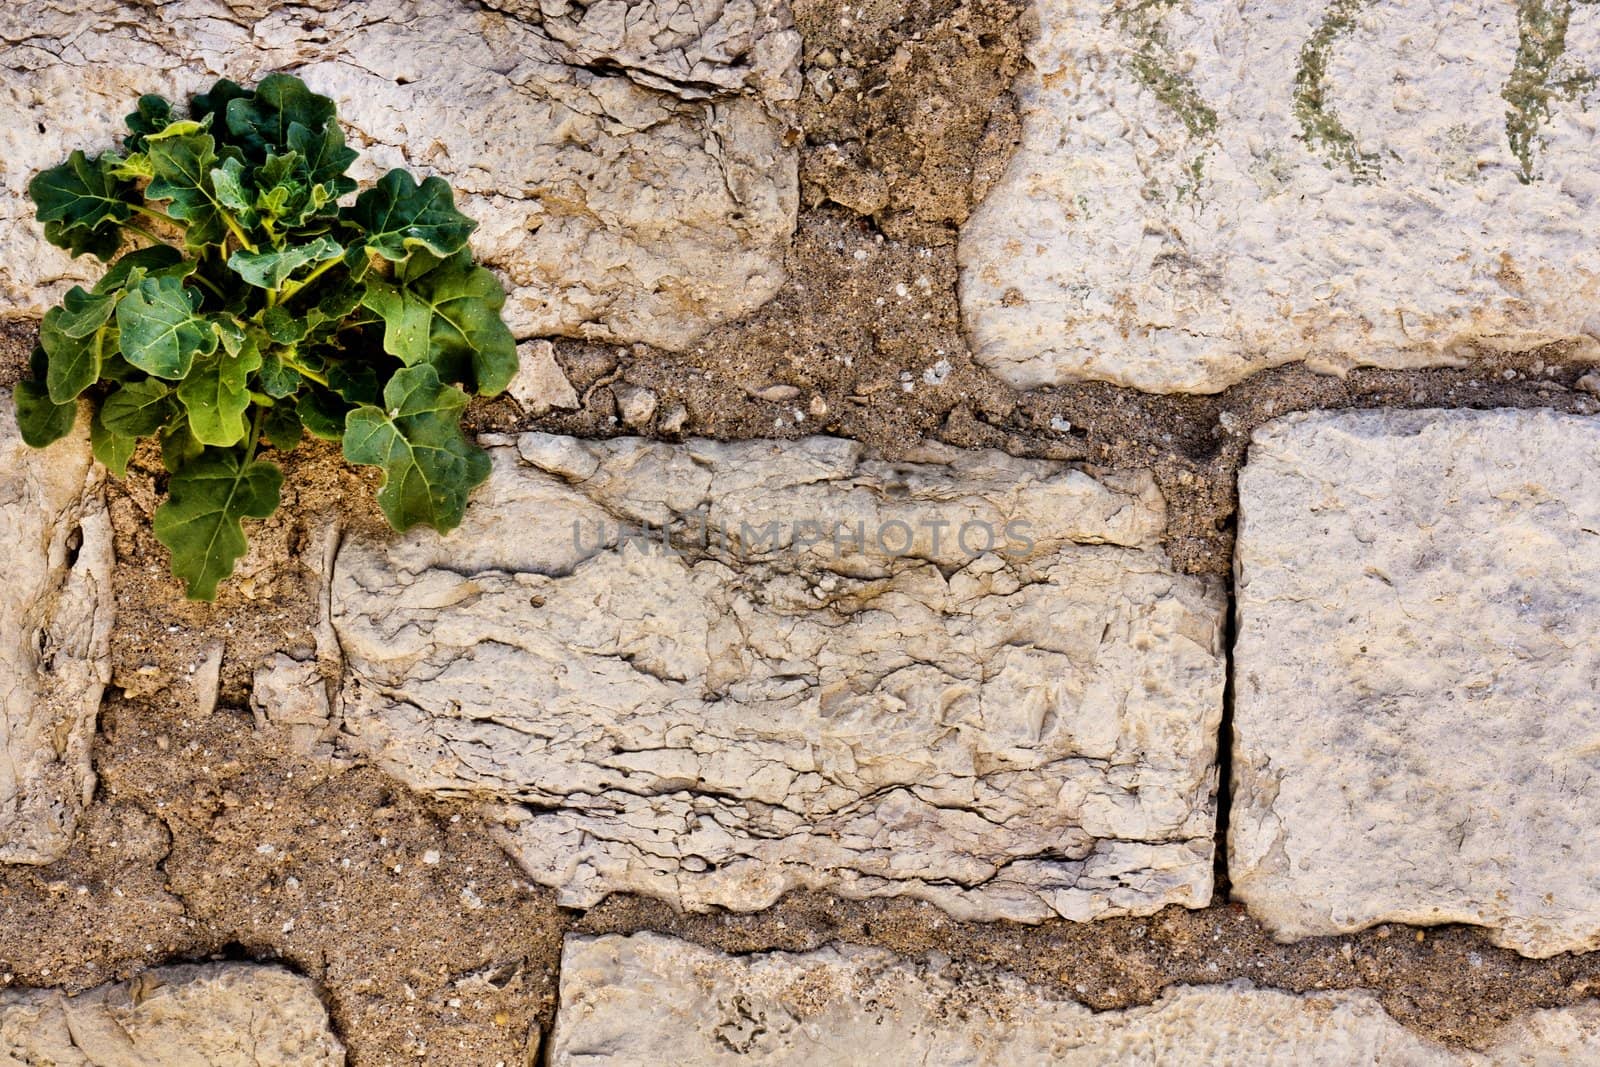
[29,150,136,257]
[227,235,342,289]
[144,124,234,249]
[89,407,138,477]
[101,378,176,437]
[341,364,490,533]
[347,170,476,261]
[363,251,516,394]
[39,310,109,406]
[14,348,77,447]
[154,447,282,600]
[116,276,217,378]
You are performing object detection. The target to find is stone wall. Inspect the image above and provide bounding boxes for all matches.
[2,0,1599,1061]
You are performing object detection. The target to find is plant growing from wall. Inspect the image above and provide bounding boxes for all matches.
[16,74,517,599]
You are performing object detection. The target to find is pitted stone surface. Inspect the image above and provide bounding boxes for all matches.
[549,933,1600,1065]
[0,0,798,348]
[958,0,1600,393]
[1231,408,1600,957]
[0,402,114,865]
[0,963,344,1065]
[331,434,1226,921]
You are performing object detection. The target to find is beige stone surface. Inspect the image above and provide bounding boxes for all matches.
[0,402,114,865]
[0,0,798,349]
[331,434,1226,921]
[251,654,337,758]
[549,933,1600,1065]
[1231,408,1600,957]
[0,963,344,1065]
[506,340,580,417]
[958,0,1600,393]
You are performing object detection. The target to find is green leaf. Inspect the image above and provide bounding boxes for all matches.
[43,219,123,261]
[117,276,217,378]
[261,306,310,344]
[90,407,138,477]
[225,74,338,160]
[29,150,136,252]
[95,245,188,294]
[328,361,382,405]
[144,126,233,249]
[227,235,342,290]
[260,402,303,449]
[256,351,302,398]
[101,378,176,436]
[178,340,263,447]
[342,364,490,533]
[40,306,108,404]
[154,447,282,600]
[297,387,349,441]
[124,94,176,152]
[347,170,476,261]
[190,79,252,138]
[362,251,517,394]
[14,345,78,448]
[287,120,357,197]
[210,156,258,229]
[53,285,117,338]
[159,418,204,473]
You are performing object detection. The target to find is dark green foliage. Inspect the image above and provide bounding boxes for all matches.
[17,74,515,600]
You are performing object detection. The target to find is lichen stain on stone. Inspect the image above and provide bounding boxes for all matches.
[1503,0,1600,183]
[1293,0,1383,182]
[1109,0,1219,139]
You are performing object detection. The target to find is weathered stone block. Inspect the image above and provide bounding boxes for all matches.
[0,963,344,1065]
[1231,409,1600,957]
[549,933,1600,1065]
[0,402,114,865]
[0,0,798,349]
[959,0,1600,393]
[332,434,1226,921]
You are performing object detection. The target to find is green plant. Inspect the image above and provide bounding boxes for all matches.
[15,74,517,599]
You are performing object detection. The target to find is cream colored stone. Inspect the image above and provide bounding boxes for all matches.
[0,963,344,1065]
[331,434,1226,921]
[0,0,798,349]
[549,933,1600,1065]
[959,0,1600,393]
[251,654,336,757]
[506,341,580,416]
[1231,408,1600,957]
[0,402,114,865]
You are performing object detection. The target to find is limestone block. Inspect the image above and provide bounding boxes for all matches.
[1231,408,1600,957]
[331,434,1227,921]
[0,402,114,865]
[958,0,1600,392]
[0,0,799,348]
[0,963,344,1065]
[548,933,1600,1065]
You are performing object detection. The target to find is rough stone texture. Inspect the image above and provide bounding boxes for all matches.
[331,434,1226,921]
[549,933,1600,1065]
[0,963,345,1065]
[1231,408,1600,958]
[0,402,114,865]
[958,0,1600,393]
[506,340,580,417]
[251,654,337,758]
[0,0,799,348]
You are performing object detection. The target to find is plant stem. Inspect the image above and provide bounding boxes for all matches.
[280,255,341,301]
[124,222,174,248]
[188,272,227,300]
[282,354,331,388]
[131,203,176,225]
